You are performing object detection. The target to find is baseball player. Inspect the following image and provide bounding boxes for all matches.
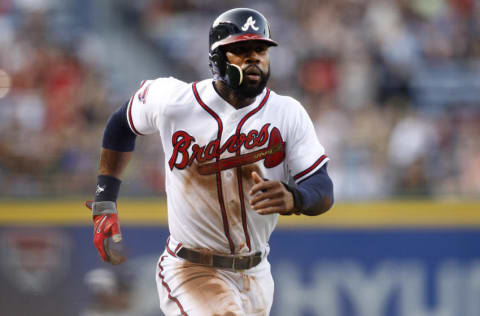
[87,8,334,316]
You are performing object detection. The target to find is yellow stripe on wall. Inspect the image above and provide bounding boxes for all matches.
[278,200,480,228]
[0,200,168,226]
[0,199,479,228]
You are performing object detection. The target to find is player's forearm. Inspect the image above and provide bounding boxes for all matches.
[94,149,132,202]
[287,164,334,216]
[94,102,137,202]
[98,148,133,179]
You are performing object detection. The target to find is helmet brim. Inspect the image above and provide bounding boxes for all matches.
[211,34,278,51]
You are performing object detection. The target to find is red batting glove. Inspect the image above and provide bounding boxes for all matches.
[85,201,125,265]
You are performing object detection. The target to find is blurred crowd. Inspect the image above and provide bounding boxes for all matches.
[0,0,479,200]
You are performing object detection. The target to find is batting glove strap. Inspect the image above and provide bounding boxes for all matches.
[91,201,118,216]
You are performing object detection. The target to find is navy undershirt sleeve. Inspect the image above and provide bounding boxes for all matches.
[286,163,334,214]
[102,101,137,152]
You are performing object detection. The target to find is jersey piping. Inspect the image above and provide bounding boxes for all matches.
[192,82,235,254]
[126,95,145,136]
[127,80,148,136]
[293,154,328,183]
[234,88,271,252]
[158,256,189,316]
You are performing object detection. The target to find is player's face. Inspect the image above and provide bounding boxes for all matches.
[225,41,271,98]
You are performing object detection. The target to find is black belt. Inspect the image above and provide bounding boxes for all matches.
[176,247,262,270]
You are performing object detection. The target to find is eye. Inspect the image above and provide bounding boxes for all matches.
[230,46,249,55]
[255,46,267,53]
[227,43,268,56]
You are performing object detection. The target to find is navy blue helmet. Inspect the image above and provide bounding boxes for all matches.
[208,8,278,88]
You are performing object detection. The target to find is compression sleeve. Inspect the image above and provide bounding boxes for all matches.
[102,101,137,152]
[285,164,334,215]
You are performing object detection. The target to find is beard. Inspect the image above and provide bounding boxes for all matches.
[235,65,270,99]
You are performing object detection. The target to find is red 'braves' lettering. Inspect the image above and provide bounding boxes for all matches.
[168,131,195,170]
[205,140,220,160]
[169,123,282,170]
[245,130,258,149]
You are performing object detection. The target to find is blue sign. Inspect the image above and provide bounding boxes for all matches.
[0,226,478,316]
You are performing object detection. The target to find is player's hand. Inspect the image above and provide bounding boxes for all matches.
[248,172,296,215]
[85,201,126,265]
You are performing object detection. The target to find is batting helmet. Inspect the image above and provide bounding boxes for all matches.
[208,8,278,89]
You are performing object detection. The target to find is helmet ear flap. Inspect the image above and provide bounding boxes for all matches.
[209,49,226,76]
[209,48,243,89]
[225,63,243,88]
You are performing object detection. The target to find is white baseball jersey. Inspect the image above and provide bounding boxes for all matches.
[127,77,328,255]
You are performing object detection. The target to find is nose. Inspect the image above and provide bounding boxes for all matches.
[245,49,260,64]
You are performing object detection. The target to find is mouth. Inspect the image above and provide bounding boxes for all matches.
[244,66,262,81]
